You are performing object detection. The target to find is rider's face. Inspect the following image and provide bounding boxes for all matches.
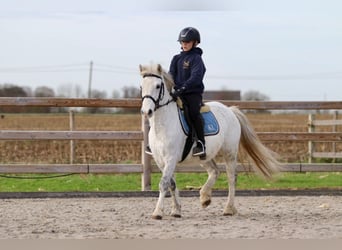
[181,41,195,51]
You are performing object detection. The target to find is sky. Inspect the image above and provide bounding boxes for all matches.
[1,0,342,100]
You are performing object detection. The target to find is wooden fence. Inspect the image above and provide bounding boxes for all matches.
[1,97,342,191]
[308,112,342,162]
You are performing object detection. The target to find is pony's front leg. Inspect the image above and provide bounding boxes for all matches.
[152,175,168,219]
[169,177,181,218]
[152,164,178,220]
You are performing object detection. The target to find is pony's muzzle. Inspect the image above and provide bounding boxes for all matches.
[141,108,153,118]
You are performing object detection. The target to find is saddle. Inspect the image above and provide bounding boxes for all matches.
[176,98,220,161]
[176,98,210,113]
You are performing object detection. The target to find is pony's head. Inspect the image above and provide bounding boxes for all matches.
[139,64,175,117]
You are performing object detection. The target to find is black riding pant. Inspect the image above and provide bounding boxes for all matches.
[181,93,205,145]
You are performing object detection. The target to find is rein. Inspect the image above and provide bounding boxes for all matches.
[141,73,174,111]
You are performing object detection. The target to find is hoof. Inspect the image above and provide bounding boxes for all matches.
[201,199,211,208]
[223,207,237,216]
[223,212,235,216]
[172,214,182,218]
[152,215,163,220]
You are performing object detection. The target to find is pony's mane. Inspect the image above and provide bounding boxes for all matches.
[139,64,175,92]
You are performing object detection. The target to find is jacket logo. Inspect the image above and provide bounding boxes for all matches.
[183,60,190,69]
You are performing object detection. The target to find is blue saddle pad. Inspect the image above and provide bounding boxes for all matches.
[178,108,219,136]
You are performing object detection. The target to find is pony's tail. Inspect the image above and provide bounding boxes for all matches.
[230,106,281,179]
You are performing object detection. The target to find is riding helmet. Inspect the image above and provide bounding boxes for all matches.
[178,27,201,43]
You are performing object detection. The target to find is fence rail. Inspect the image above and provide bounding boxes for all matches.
[1,98,342,109]
[1,98,342,191]
[0,131,341,142]
[0,130,143,140]
[0,163,340,175]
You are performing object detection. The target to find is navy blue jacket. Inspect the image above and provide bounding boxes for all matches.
[169,47,206,94]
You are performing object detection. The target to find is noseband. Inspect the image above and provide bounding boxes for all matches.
[141,73,174,111]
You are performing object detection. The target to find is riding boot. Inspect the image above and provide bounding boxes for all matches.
[192,114,206,159]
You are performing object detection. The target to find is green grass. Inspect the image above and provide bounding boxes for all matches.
[0,172,340,192]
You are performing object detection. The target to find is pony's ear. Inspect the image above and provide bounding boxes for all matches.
[157,64,162,74]
[139,64,144,72]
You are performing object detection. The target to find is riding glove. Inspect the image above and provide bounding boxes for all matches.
[171,86,186,100]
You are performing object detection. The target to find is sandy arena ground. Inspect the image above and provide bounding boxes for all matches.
[0,195,341,239]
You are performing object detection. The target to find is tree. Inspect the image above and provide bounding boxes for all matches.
[34,86,55,97]
[85,89,107,113]
[33,86,56,113]
[0,84,27,97]
[122,86,140,99]
[0,84,29,113]
[242,90,271,113]
[112,89,121,99]
[56,83,85,98]
[119,86,140,113]
[242,90,270,101]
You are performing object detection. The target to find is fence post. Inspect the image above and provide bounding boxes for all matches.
[332,111,338,163]
[141,115,151,191]
[69,110,75,164]
[308,114,315,163]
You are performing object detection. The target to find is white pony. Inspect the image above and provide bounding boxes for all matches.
[140,64,280,220]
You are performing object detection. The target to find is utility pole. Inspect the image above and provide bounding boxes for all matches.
[88,61,93,98]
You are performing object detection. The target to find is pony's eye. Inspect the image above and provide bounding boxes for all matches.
[156,84,161,89]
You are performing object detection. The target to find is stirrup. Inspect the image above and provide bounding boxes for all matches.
[192,140,206,157]
[145,145,153,156]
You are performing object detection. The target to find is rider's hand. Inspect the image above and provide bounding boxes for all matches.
[170,86,186,100]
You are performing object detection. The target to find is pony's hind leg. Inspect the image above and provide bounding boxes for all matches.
[169,177,181,218]
[200,160,220,208]
[223,153,238,216]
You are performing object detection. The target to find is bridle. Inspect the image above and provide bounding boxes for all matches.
[141,73,174,111]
